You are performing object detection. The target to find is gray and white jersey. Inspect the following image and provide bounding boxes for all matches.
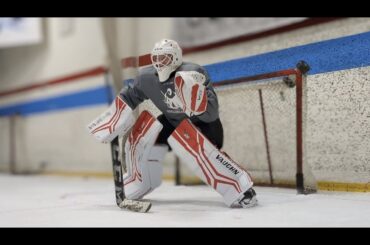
[119,62,219,127]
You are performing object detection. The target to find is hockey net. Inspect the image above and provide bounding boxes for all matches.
[136,62,317,194]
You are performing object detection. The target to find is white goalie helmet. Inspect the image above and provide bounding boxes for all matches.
[151,39,183,82]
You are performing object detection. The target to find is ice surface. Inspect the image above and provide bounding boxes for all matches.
[0,174,369,227]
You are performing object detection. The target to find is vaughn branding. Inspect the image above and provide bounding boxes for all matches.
[215,154,239,175]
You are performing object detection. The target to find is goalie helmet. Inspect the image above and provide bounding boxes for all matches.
[151,39,183,82]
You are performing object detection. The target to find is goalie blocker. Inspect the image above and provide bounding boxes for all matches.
[168,119,257,208]
[86,96,135,143]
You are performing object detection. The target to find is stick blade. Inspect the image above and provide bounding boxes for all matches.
[119,199,152,213]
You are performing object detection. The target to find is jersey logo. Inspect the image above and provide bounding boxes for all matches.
[161,88,182,112]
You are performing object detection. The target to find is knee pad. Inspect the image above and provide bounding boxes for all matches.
[123,111,168,200]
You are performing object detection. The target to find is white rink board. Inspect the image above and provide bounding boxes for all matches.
[306,67,370,183]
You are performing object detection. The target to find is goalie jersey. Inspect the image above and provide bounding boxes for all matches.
[120,62,220,127]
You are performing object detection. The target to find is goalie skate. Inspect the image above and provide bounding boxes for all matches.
[233,187,258,208]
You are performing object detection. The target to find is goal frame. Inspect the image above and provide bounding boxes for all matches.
[175,61,314,194]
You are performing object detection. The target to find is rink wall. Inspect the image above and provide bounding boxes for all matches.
[0,18,112,175]
[0,68,114,174]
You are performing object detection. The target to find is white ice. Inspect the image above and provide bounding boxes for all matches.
[0,174,369,227]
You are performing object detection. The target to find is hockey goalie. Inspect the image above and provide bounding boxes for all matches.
[87,39,257,208]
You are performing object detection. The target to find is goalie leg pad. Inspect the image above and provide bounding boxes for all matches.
[168,119,254,207]
[122,111,167,200]
[86,96,135,143]
[146,145,169,189]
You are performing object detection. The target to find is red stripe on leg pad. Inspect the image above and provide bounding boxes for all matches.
[124,110,162,192]
[129,110,156,145]
[171,131,212,185]
[173,119,199,151]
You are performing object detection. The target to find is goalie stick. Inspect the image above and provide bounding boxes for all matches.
[111,133,152,213]
[105,73,152,213]
[100,67,152,213]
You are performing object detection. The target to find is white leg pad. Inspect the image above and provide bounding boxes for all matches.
[146,145,168,189]
[168,119,254,207]
[122,111,167,200]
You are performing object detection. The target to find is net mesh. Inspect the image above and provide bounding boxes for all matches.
[217,78,297,186]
